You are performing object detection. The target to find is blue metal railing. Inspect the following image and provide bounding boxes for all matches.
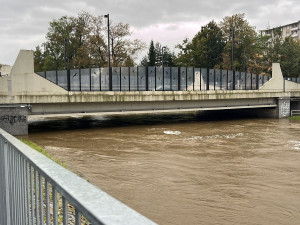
[0,128,157,225]
[36,67,271,92]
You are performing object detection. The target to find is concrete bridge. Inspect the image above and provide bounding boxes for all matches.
[1,50,300,135]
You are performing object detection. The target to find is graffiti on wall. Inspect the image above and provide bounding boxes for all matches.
[0,115,27,125]
[280,101,290,117]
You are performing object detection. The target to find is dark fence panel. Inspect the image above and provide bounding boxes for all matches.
[36,67,277,92]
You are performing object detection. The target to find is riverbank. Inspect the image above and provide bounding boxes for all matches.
[290,116,300,120]
[20,139,67,168]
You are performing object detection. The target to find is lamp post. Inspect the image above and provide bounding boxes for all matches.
[162,46,166,67]
[64,38,68,70]
[104,14,112,90]
[229,27,234,71]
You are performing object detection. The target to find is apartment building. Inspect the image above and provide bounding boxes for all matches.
[262,21,300,41]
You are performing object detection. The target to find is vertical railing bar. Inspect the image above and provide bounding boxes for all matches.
[45,181,50,225]
[89,68,92,91]
[146,67,149,91]
[137,66,139,91]
[213,69,216,90]
[56,70,58,85]
[155,67,157,91]
[21,156,25,224]
[79,69,82,91]
[75,208,81,225]
[12,148,17,225]
[26,161,30,225]
[18,153,23,225]
[35,168,39,225]
[128,67,131,91]
[30,165,34,225]
[99,67,102,91]
[193,68,195,91]
[52,186,58,225]
[206,68,209,90]
[163,66,165,91]
[3,141,11,225]
[19,153,24,225]
[119,67,122,91]
[14,150,19,225]
[39,174,43,225]
[185,67,187,91]
[178,67,180,91]
[200,68,202,91]
[220,69,222,90]
[24,159,28,225]
[63,197,68,225]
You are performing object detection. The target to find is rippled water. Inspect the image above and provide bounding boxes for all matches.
[26,113,300,225]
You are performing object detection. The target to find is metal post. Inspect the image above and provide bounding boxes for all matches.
[206,68,209,90]
[163,67,165,91]
[230,28,234,71]
[178,67,181,91]
[155,67,157,91]
[162,46,166,68]
[233,70,236,90]
[3,141,11,225]
[146,67,149,91]
[64,39,68,70]
[104,14,112,91]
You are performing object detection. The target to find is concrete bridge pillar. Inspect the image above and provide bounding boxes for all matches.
[0,105,28,135]
[276,98,290,118]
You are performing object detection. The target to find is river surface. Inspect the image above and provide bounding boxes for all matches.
[25,113,300,225]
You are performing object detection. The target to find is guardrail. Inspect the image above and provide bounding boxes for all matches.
[0,128,157,225]
[36,67,271,92]
[291,110,300,116]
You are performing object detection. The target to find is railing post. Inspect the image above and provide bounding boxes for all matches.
[79,69,82,91]
[146,67,149,91]
[109,67,112,91]
[155,67,157,91]
[178,67,181,91]
[233,70,236,90]
[206,68,209,90]
[3,140,11,225]
[67,70,71,91]
[163,67,165,91]
[213,69,216,90]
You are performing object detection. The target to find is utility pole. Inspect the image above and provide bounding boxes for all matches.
[104,14,112,90]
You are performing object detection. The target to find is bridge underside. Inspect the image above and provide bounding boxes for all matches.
[29,98,277,115]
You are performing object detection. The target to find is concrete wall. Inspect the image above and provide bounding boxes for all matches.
[0,50,67,99]
[0,106,28,135]
[261,63,300,92]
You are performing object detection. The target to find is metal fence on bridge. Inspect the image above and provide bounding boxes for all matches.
[0,128,157,225]
[36,67,272,92]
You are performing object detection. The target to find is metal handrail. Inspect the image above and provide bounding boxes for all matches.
[0,128,157,225]
[291,110,300,116]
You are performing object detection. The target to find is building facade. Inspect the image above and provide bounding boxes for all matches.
[262,21,300,41]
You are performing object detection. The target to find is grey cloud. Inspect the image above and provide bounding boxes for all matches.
[1,0,300,65]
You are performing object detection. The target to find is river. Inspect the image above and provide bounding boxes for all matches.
[25,112,300,225]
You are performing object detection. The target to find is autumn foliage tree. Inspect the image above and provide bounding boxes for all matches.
[34,12,145,71]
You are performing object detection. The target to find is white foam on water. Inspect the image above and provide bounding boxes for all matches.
[289,140,300,151]
[163,130,181,135]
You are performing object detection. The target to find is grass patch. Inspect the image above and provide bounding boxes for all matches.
[20,139,67,168]
[289,116,300,120]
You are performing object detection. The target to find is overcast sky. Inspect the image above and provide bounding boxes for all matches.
[1,0,300,66]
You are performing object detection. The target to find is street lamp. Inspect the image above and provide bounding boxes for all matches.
[162,46,166,67]
[104,14,112,90]
[229,28,234,71]
[64,38,68,70]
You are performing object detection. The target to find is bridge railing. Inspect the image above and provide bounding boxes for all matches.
[284,77,300,84]
[0,128,157,225]
[36,67,271,92]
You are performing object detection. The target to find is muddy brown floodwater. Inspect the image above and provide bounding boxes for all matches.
[26,113,300,225]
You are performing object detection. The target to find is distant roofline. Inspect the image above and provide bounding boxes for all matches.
[261,20,300,32]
